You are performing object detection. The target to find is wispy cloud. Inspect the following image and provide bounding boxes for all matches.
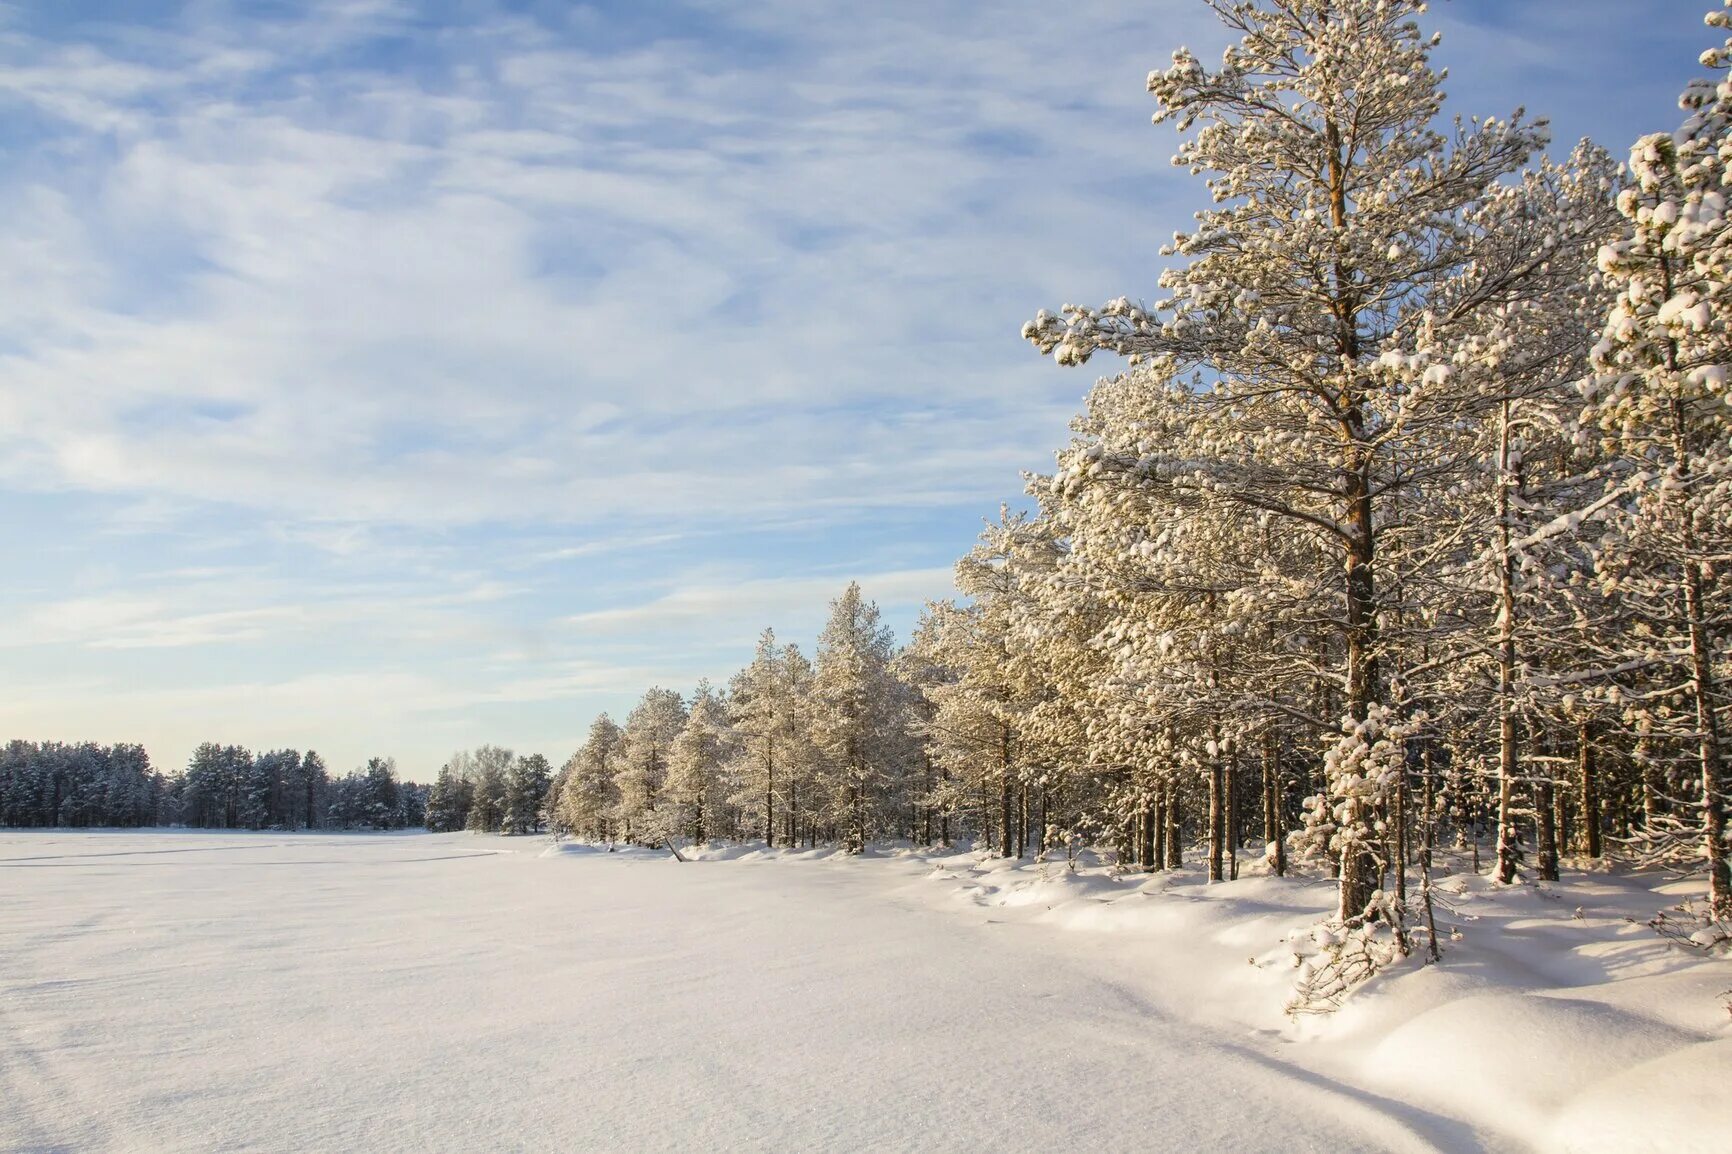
[0,0,1215,526]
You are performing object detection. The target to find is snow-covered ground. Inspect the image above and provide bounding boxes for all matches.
[1,831,1726,1152]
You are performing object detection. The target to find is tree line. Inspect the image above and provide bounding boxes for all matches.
[0,740,426,831]
[1,741,161,828]
[424,746,552,834]
[177,744,427,831]
[543,582,921,851]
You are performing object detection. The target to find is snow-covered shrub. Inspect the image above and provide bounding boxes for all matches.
[1286,891,1414,1015]
[1290,706,1425,923]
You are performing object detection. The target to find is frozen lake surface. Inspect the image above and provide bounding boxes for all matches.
[2,831,1725,1152]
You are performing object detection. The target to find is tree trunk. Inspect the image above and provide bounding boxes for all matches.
[1225,744,1239,881]
[940,767,950,847]
[1016,785,1028,859]
[1657,395,1729,915]
[1153,790,1167,872]
[1420,739,1441,962]
[1553,768,1571,862]
[1339,454,1381,919]
[1638,734,1660,834]
[1394,739,1408,902]
[1683,534,1730,918]
[1536,774,1558,882]
[1332,105,1381,923]
[1165,781,1182,870]
[1578,719,1602,859]
[764,739,775,849]
[1207,748,1225,884]
[922,751,933,845]
[978,774,991,855]
[1494,399,1524,886]
[1264,726,1286,877]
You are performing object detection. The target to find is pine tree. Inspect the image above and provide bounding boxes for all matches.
[914,518,1056,859]
[362,757,400,829]
[465,745,512,834]
[502,753,552,835]
[424,762,472,832]
[665,681,729,843]
[1022,0,1568,923]
[301,751,329,829]
[1586,10,1732,917]
[556,716,624,841]
[728,630,805,847]
[811,583,906,853]
[616,689,688,844]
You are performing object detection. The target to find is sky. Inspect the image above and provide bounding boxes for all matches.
[0,0,1715,781]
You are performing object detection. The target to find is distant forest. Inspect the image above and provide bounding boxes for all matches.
[0,741,426,831]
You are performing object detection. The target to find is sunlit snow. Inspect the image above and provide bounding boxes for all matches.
[3,831,1726,1152]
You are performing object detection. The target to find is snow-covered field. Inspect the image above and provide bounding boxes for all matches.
[2,831,1727,1153]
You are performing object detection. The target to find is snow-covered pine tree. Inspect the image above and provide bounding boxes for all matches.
[362,756,400,829]
[1042,366,1334,879]
[556,716,624,841]
[273,749,310,830]
[1586,8,1732,918]
[1023,0,1562,923]
[502,753,552,835]
[894,615,955,847]
[544,756,572,836]
[180,743,254,829]
[811,583,905,853]
[665,681,729,843]
[240,749,286,830]
[615,688,688,845]
[424,761,471,832]
[464,745,513,834]
[778,643,825,847]
[1407,146,1624,886]
[301,751,328,829]
[957,513,1062,857]
[727,629,804,847]
[992,505,1139,866]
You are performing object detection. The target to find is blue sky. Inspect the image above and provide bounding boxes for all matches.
[0,0,1714,780]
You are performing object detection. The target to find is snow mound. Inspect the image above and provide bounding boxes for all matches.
[1547,1037,1732,1153]
[1360,991,1687,1143]
[900,848,1732,1150]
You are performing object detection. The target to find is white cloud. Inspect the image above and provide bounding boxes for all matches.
[0,0,1210,530]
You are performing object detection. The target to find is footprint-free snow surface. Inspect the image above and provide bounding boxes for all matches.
[2,831,1726,1153]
